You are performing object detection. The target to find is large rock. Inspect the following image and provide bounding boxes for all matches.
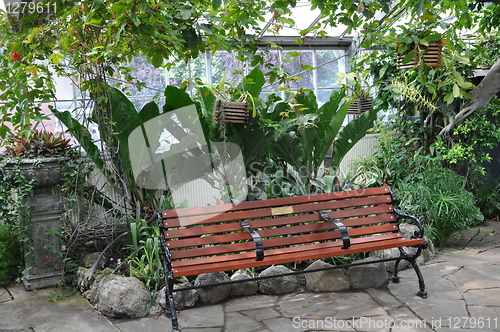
[230,269,258,297]
[80,252,107,269]
[258,265,299,295]
[371,223,435,272]
[173,282,199,309]
[76,267,114,292]
[347,257,388,289]
[84,275,151,318]
[399,223,435,260]
[151,283,199,315]
[304,260,350,292]
[194,272,232,304]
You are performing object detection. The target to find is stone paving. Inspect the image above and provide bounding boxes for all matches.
[1,220,499,332]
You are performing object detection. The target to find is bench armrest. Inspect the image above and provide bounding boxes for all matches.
[394,208,425,239]
[389,187,425,239]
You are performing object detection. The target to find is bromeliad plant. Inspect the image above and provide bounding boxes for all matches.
[3,130,72,158]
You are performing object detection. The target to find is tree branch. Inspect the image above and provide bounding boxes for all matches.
[439,58,500,137]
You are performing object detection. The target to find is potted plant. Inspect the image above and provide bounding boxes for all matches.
[337,71,374,115]
[1,129,72,290]
[394,25,444,69]
[196,78,256,125]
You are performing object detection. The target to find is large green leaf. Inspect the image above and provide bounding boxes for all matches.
[163,85,195,113]
[137,101,160,126]
[240,67,266,99]
[331,108,378,170]
[237,125,277,171]
[271,135,305,174]
[312,89,349,173]
[108,87,139,141]
[52,109,105,171]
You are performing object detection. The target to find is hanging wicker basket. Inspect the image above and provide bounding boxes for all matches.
[348,97,374,115]
[214,99,249,125]
[397,41,442,69]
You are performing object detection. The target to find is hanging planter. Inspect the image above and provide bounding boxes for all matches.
[213,99,249,125]
[397,40,443,69]
[348,97,374,115]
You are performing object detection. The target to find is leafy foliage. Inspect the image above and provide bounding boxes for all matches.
[396,160,483,247]
[363,130,484,247]
[472,174,500,220]
[433,97,500,176]
[196,68,377,198]
[0,223,23,285]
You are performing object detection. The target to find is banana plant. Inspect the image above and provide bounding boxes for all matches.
[53,84,198,218]
[270,89,378,194]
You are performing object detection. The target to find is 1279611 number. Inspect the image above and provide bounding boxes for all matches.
[446,317,498,329]
[4,1,57,14]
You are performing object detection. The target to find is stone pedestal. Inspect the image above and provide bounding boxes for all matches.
[22,187,63,290]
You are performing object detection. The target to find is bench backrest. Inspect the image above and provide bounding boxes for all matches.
[160,186,407,277]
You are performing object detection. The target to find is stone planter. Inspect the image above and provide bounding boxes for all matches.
[4,157,65,290]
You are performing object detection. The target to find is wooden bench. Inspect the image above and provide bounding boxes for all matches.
[158,186,428,332]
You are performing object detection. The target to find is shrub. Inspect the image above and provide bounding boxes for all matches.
[472,174,500,220]
[0,223,23,286]
[396,161,484,247]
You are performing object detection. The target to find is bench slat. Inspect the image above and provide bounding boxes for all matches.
[169,223,400,260]
[162,186,392,221]
[164,203,395,239]
[163,190,393,227]
[164,210,395,241]
[167,213,396,249]
[172,236,424,277]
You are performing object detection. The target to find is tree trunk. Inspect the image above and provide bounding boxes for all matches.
[440,58,500,138]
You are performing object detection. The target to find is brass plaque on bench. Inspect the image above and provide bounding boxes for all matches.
[271,206,294,216]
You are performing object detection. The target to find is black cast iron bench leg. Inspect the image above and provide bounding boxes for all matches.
[392,246,428,298]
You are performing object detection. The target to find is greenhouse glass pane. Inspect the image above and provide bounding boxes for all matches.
[168,57,207,87]
[211,52,246,85]
[316,50,344,89]
[112,56,167,98]
[282,50,314,91]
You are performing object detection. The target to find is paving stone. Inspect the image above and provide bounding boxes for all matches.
[225,311,267,332]
[386,305,424,321]
[223,294,278,312]
[238,308,282,321]
[445,267,500,292]
[279,292,387,320]
[176,305,224,329]
[180,328,222,332]
[388,266,462,300]
[0,284,118,332]
[390,317,434,332]
[418,261,462,277]
[475,247,500,261]
[463,288,500,306]
[292,317,357,331]
[366,287,404,309]
[467,305,500,326]
[112,315,171,331]
[438,252,491,269]
[403,298,469,326]
[262,317,309,332]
